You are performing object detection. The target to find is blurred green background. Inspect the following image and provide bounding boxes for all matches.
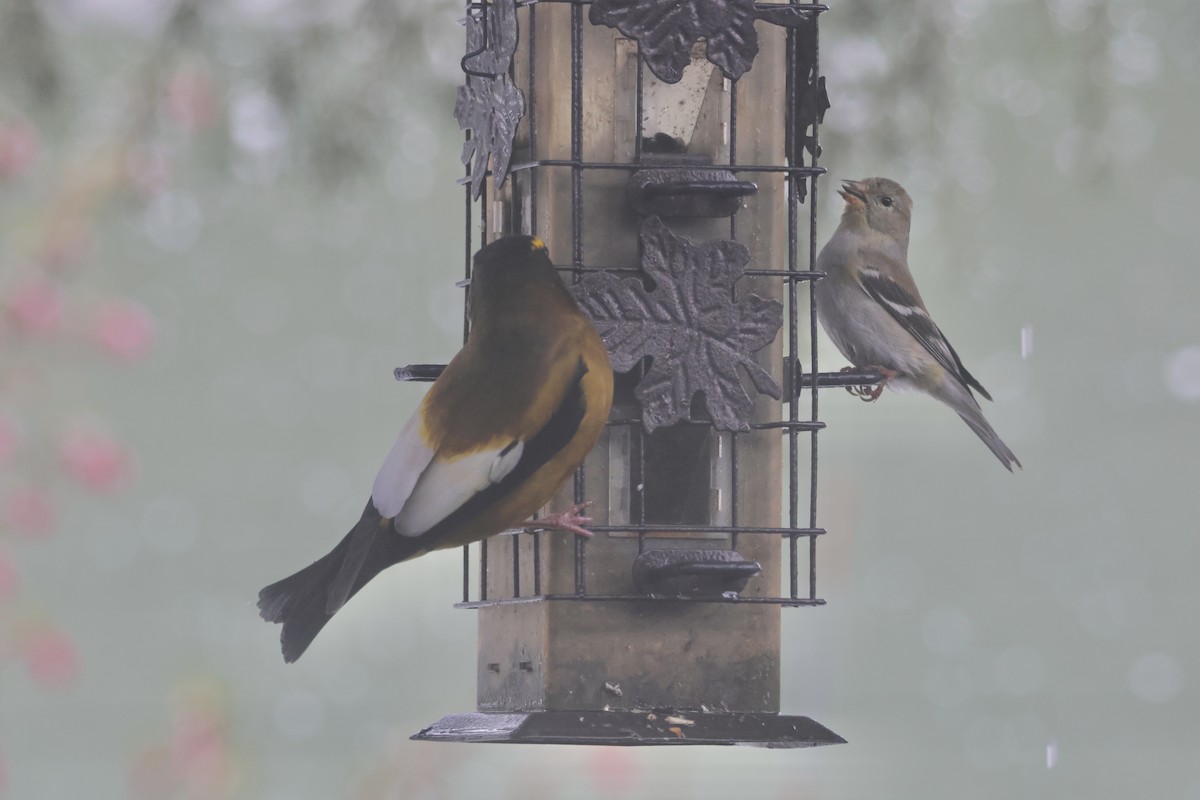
[1,0,1197,798]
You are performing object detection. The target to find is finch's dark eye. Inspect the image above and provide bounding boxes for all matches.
[880,196,893,207]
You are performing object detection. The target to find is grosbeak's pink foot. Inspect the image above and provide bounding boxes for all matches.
[845,366,898,402]
[521,501,595,537]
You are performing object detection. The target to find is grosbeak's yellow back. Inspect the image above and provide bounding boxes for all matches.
[258,236,613,662]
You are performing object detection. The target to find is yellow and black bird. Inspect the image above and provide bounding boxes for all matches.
[258,235,614,662]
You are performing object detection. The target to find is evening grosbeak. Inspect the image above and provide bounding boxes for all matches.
[258,235,614,662]
[815,178,1020,471]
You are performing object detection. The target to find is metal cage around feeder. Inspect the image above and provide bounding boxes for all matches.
[399,0,877,747]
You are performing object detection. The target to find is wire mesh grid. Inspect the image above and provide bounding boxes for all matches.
[396,0,884,613]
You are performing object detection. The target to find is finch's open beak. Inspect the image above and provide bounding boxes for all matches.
[838,180,868,206]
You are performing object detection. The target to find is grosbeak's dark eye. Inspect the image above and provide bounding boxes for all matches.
[880,196,893,207]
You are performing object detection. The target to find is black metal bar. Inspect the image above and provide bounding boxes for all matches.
[480,172,488,247]
[570,1,583,267]
[635,420,645,555]
[799,369,883,388]
[528,2,538,235]
[729,78,738,168]
[508,160,825,176]
[574,462,586,596]
[394,364,448,382]
[480,538,489,602]
[520,524,824,536]
[491,0,827,5]
[457,595,827,609]
[729,76,738,243]
[754,1,828,11]
[747,420,825,432]
[634,40,643,163]
[602,419,826,433]
[492,0,828,6]
[570,0,586,598]
[808,4,824,604]
[463,157,473,344]
[730,431,739,552]
[633,43,643,163]
[398,365,882,393]
[461,16,475,605]
[463,544,470,603]
[640,180,758,197]
[561,264,824,280]
[502,0,829,8]
[726,74,740,556]
[512,531,521,598]
[532,530,541,595]
[460,3,497,79]
[785,20,799,601]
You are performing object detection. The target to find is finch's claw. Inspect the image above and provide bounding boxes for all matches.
[521,500,596,538]
[841,366,875,401]
[842,365,897,403]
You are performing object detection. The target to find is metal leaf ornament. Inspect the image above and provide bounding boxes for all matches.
[455,0,524,200]
[790,12,829,186]
[589,0,760,84]
[572,217,783,432]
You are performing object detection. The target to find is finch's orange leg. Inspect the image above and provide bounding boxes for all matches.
[844,366,898,402]
[521,501,595,538]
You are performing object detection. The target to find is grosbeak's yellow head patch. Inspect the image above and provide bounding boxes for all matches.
[530,237,546,251]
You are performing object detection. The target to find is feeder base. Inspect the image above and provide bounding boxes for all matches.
[411,710,845,748]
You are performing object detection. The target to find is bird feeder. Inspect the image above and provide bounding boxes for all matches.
[401,0,863,747]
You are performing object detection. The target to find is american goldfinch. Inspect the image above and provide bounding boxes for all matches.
[258,235,614,662]
[815,178,1020,471]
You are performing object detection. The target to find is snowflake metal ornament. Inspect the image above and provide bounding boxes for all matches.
[572,217,783,432]
[589,0,760,84]
[455,0,524,200]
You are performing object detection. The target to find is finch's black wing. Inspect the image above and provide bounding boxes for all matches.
[859,266,992,400]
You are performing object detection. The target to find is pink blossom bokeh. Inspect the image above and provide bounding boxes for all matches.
[0,122,39,180]
[587,746,637,795]
[125,148,173,196]
[128,681,240,800]
[22,628,81,689]
[59,427,133,493]
[4,276,63,336]
[3,486,56,539]
[165,67,218,133]
[0,412,18,467]
[90,300,155,362]
[0,550,19,600]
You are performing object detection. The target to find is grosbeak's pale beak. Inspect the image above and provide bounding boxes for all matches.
[259,235,614,662]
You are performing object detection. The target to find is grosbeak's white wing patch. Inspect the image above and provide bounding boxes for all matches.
[370,413,437,519]
[393,439,525,537]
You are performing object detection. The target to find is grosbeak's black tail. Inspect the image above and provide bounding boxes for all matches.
[258,501,414,663]
[257,536,348,663]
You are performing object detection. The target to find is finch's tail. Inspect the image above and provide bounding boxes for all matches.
[258,501,415,663]
[934,381,1021,471]
[957,406,1021,471]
